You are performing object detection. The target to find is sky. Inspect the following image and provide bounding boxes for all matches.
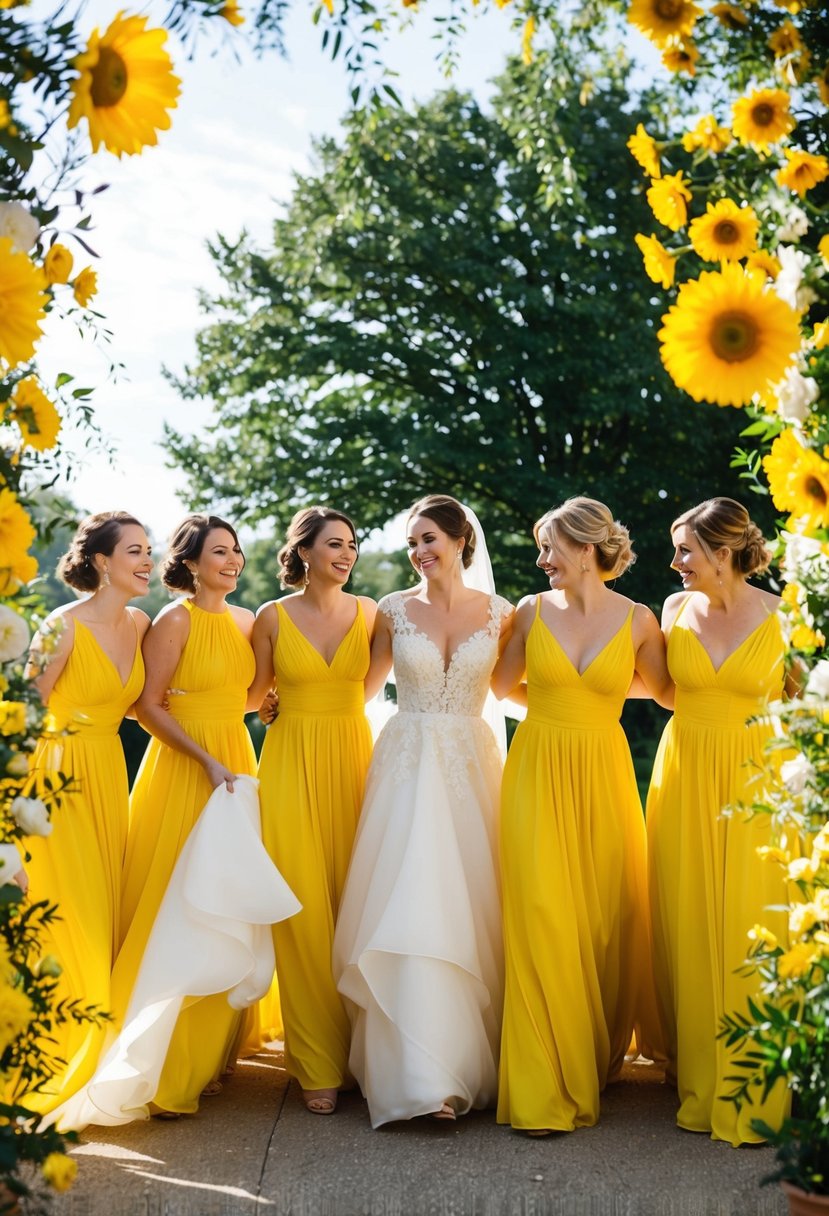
[30,0,517,546]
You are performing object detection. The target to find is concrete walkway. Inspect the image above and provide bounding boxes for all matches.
[53,1052,787,1216]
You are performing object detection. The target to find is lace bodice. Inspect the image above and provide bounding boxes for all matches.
[379,591,512,717]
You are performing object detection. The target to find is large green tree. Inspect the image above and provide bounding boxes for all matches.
[167,48,765,606]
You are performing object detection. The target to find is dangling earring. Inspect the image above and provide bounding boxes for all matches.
[191,567,201,595]
[101,565,111,587]
[716,564,723,586]
[580,563,588,573]
[303,561,310,586]
[457,549,462,561]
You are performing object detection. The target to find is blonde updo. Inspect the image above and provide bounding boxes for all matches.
[58,511,145,592]
[672,498,772,577]
[407,495,476,569]
[278,507,357,589]
[534,497,635,580]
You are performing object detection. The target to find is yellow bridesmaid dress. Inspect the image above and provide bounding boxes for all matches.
[646,599,788,1145]
[25,619,144,1114]
[497,600,655,1132]
[113,599,257,1113]
[259,601,372,1092]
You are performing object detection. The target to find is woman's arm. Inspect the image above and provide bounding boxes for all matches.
[246,604,278,712]
[491,597,533,700]
[123,608,152,720]
[26,610,75,704]
[364,606,393,702]
[136,606,238,792]
[632,604,675,710]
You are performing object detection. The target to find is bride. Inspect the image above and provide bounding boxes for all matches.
[332,494,514,1126]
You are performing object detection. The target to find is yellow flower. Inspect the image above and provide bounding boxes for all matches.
[815,889,829,921]
[745,249,781,281]
[813,321,829,350]
[711,2,748,28]
[647,171,692,232]
[0,981,33,1053]
[0,237,47,369]
[658,263,800,408]
[757,845,791,865]
[219,0,245,22]
[41,1152,78,1193]
[790,902,819,936]
[627,0,701,47]
[635,234,676,288]
[777,941,817,978]
[788,856,817,882]
[521,16,536,66]
[820,235,829,267]
[662,39,699,75]
[0,487,37,593]
[67,12,181,158]
[689,198,758,263]
[0,99,13,131]
[11,378,62,452]
[0,701,26,736]
[769,18,802,57]
[682,114,732,154]
[627,123,661,178]
[812,824,829,861]
[748,923,778,950]
[817,61,829,107]
[764,428,829,533]
[781,582,801,607]
[73,266,98,308]
[732,88,795,152]
[43,243,74,285]
[790,623,824,649]
[776,148,829,198]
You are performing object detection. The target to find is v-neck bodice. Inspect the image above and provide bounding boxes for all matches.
[274,600,370,718]
[46,616,144,738]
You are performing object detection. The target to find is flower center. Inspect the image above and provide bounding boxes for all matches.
[805,477,828,506]
[655,0,684,19]
[90,46,128,108]
[751,103,775,128]
[710,311,758,362]
[713,220,740,245]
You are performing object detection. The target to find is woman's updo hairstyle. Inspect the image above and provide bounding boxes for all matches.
[58,510,145,592]
[534,496,635,580]
[161,514,244,593]
[672,498,772,577]
[278,507,358,589]
[407,494,476,570]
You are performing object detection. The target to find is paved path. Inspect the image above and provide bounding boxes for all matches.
[52,1052,787,1216]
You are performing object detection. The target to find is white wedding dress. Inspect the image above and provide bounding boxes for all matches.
[333,590,511,1127]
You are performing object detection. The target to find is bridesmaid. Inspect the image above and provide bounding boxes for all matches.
[250,507,375,1115]
[25,511,151,1113]
[492,497,671,1135]
[113,513,257,1115]
[646,497,791,1145]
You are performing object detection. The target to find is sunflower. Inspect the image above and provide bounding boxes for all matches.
[769,18,803,57]
[11,378,61,452]
[732,87,795,152]
[776,148,829,198]
[647,171,692,231]
[689,198,759,263]
[627,0,701,47]
[0,488,37,594]
[682,114,732,154]
[662,39,699,75]
[43,243,74,286]
[635,234,675,288]
[764,428,829,533]
[72,266,98,307]
[0,238,47,369]
[711,3,748,29]
[627,124,661,178]
[67,12,181,158]
[658,263,800,408]
[746,249,782,281]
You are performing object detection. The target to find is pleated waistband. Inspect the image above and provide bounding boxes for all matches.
[525,687,621,729]
[674,687,769,729]
[278,682,365,718]
[168,688,246,723]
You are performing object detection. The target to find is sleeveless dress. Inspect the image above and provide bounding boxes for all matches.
[646,600,788,1145]
[258,600,373,1093]
[113,599,257,1113]
[25,618,144,1114]
[497,600,655,1132]
[333,591,511,1127]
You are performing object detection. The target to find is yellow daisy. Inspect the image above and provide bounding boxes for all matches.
[776,148,829,198]
[627,123,661,178]
[67,12,181,158]
[72,266,98,307]
[769,18,803,57]
[0,487,37,593]
[627,0,701,47]
[0,237,47,369]
[647,171,692,231]
[635,234,676,288]
[521,15,536,66]
[688,198,759,263]
[711,2,748,29]
[745,249,781,281]
[219,0,246,23]
[682,114,732,154]
[732,87,795,152]
[764,428,829,533]
[11,378,62,452]
[662,39,699,75]
[658,263,800,408]
[43,243,74,285]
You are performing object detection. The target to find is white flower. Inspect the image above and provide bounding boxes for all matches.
[775,245,818,312]
[775,205,809,244]
[0,202,39,253]
[774,366,820,425]
[0,605,30,663]
[0,842,23,886]
[10,796,51,837]
[781,752,815,795]
[781,531,824,581]
[805,659,829,700]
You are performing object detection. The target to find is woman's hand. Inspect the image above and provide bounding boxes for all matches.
[258,689,279,725]
[204,759,236,793]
